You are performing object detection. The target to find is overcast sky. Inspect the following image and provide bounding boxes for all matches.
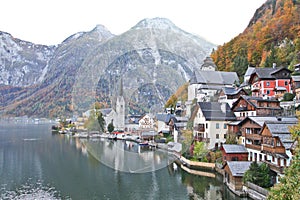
[0,0,265,45]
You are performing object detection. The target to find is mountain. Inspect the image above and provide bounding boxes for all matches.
[0,18,215,117]
[211,0,300,79]
[0,31,55,86]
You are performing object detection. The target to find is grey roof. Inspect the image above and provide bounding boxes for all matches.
[264,121,297,149]
[222,144,248,154]
[198,102,236,121]
[200,57,217,70]
[265,121,297,134]
[244,67,256,77]
[252,67,291,79]
[227,161,252,177]
[222,87,245,95]
[156,113,174,123]
[247,116,297,126]
[292,76,300,82]
[100,108,113,116]
[238,116,297,128]
[191,70,239,85]
[233,95,280,110]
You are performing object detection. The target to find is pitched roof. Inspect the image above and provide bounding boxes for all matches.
[190,70,239,85]
[227,161,252,177]
[246,116,297,126]
[263,121,297,149]
[232,95,280,111]
[292,76,300,82]
[222,144,248,154]
[100,108,114,116]
[198,102,236,121]
[250,67,291,81]
[199,57,217,70]
[244,66,256,77]
[222,87,246,96]
[156,113,174,123]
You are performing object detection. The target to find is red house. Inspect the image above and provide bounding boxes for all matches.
[249,67,292,100]
[220,144,248,165]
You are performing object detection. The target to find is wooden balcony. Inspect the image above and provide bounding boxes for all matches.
[261,145,286,154]
[246,134,262,141]
[246,143,261,151]
[263,160,284,174]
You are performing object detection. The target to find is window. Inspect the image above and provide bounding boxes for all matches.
[266,82,270,86]
[216,134,219,139]
[266,90,270,95]
[216,123,219,129]
[285,81,288,86]
[206,123,208,129]
[224,124,227,129]
[224,134,227,139]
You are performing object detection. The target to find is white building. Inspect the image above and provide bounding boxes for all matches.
[193,102,236,149]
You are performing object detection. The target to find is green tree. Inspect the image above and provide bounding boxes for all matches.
[282,93,295,101]
[243,162,272,188]
[193,141,208,161]
[96,110,105,133]
[107,121,114,133]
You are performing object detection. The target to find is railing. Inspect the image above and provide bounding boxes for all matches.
[246,182,269,197]
[263,160,284,174]
[245,143,261,151]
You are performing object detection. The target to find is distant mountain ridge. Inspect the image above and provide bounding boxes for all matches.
[0,18,215,117]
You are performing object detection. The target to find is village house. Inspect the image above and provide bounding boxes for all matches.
[125,115,140,134]
[186,64,239,118]
[240,66,255,89]
[218,86,248,108]
[248,66,292,100]
[231,95,282,121]
[155,113,174,134]
[220,144,248,165]
[138,113,155,130]
[223,161,252,192]
[291,75,300,100]
[193,102,236,149]
[260,120,297,183]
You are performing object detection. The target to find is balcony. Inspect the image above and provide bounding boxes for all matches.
[194,124,205,132]
[251,86,260,91]
[194,136,210,143]
[246,134,262,141]
[246,143,261,151]
[263,160,284,174]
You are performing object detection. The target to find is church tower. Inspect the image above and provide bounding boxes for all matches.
[115,78,125,130]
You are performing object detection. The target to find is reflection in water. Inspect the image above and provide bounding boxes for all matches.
[0,123,248,200]
[82,139,173,173]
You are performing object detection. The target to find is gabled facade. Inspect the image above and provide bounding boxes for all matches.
[223,161,252,192]
[220,144,248,165]
[193,102,236,149]
[260,121,297,182]
[218,86,248,107]
[138,114,155,130]
[231,95,282,120]
[248,67,292,99]
[291,75,300,100]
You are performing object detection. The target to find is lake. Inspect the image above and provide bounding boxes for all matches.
[0,122,247,199]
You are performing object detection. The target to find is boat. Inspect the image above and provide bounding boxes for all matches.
[139,141,149,146]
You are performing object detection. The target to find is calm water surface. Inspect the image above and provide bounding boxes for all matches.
[0,122,247,200]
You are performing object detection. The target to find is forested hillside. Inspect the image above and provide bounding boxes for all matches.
[211,0,300,79]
